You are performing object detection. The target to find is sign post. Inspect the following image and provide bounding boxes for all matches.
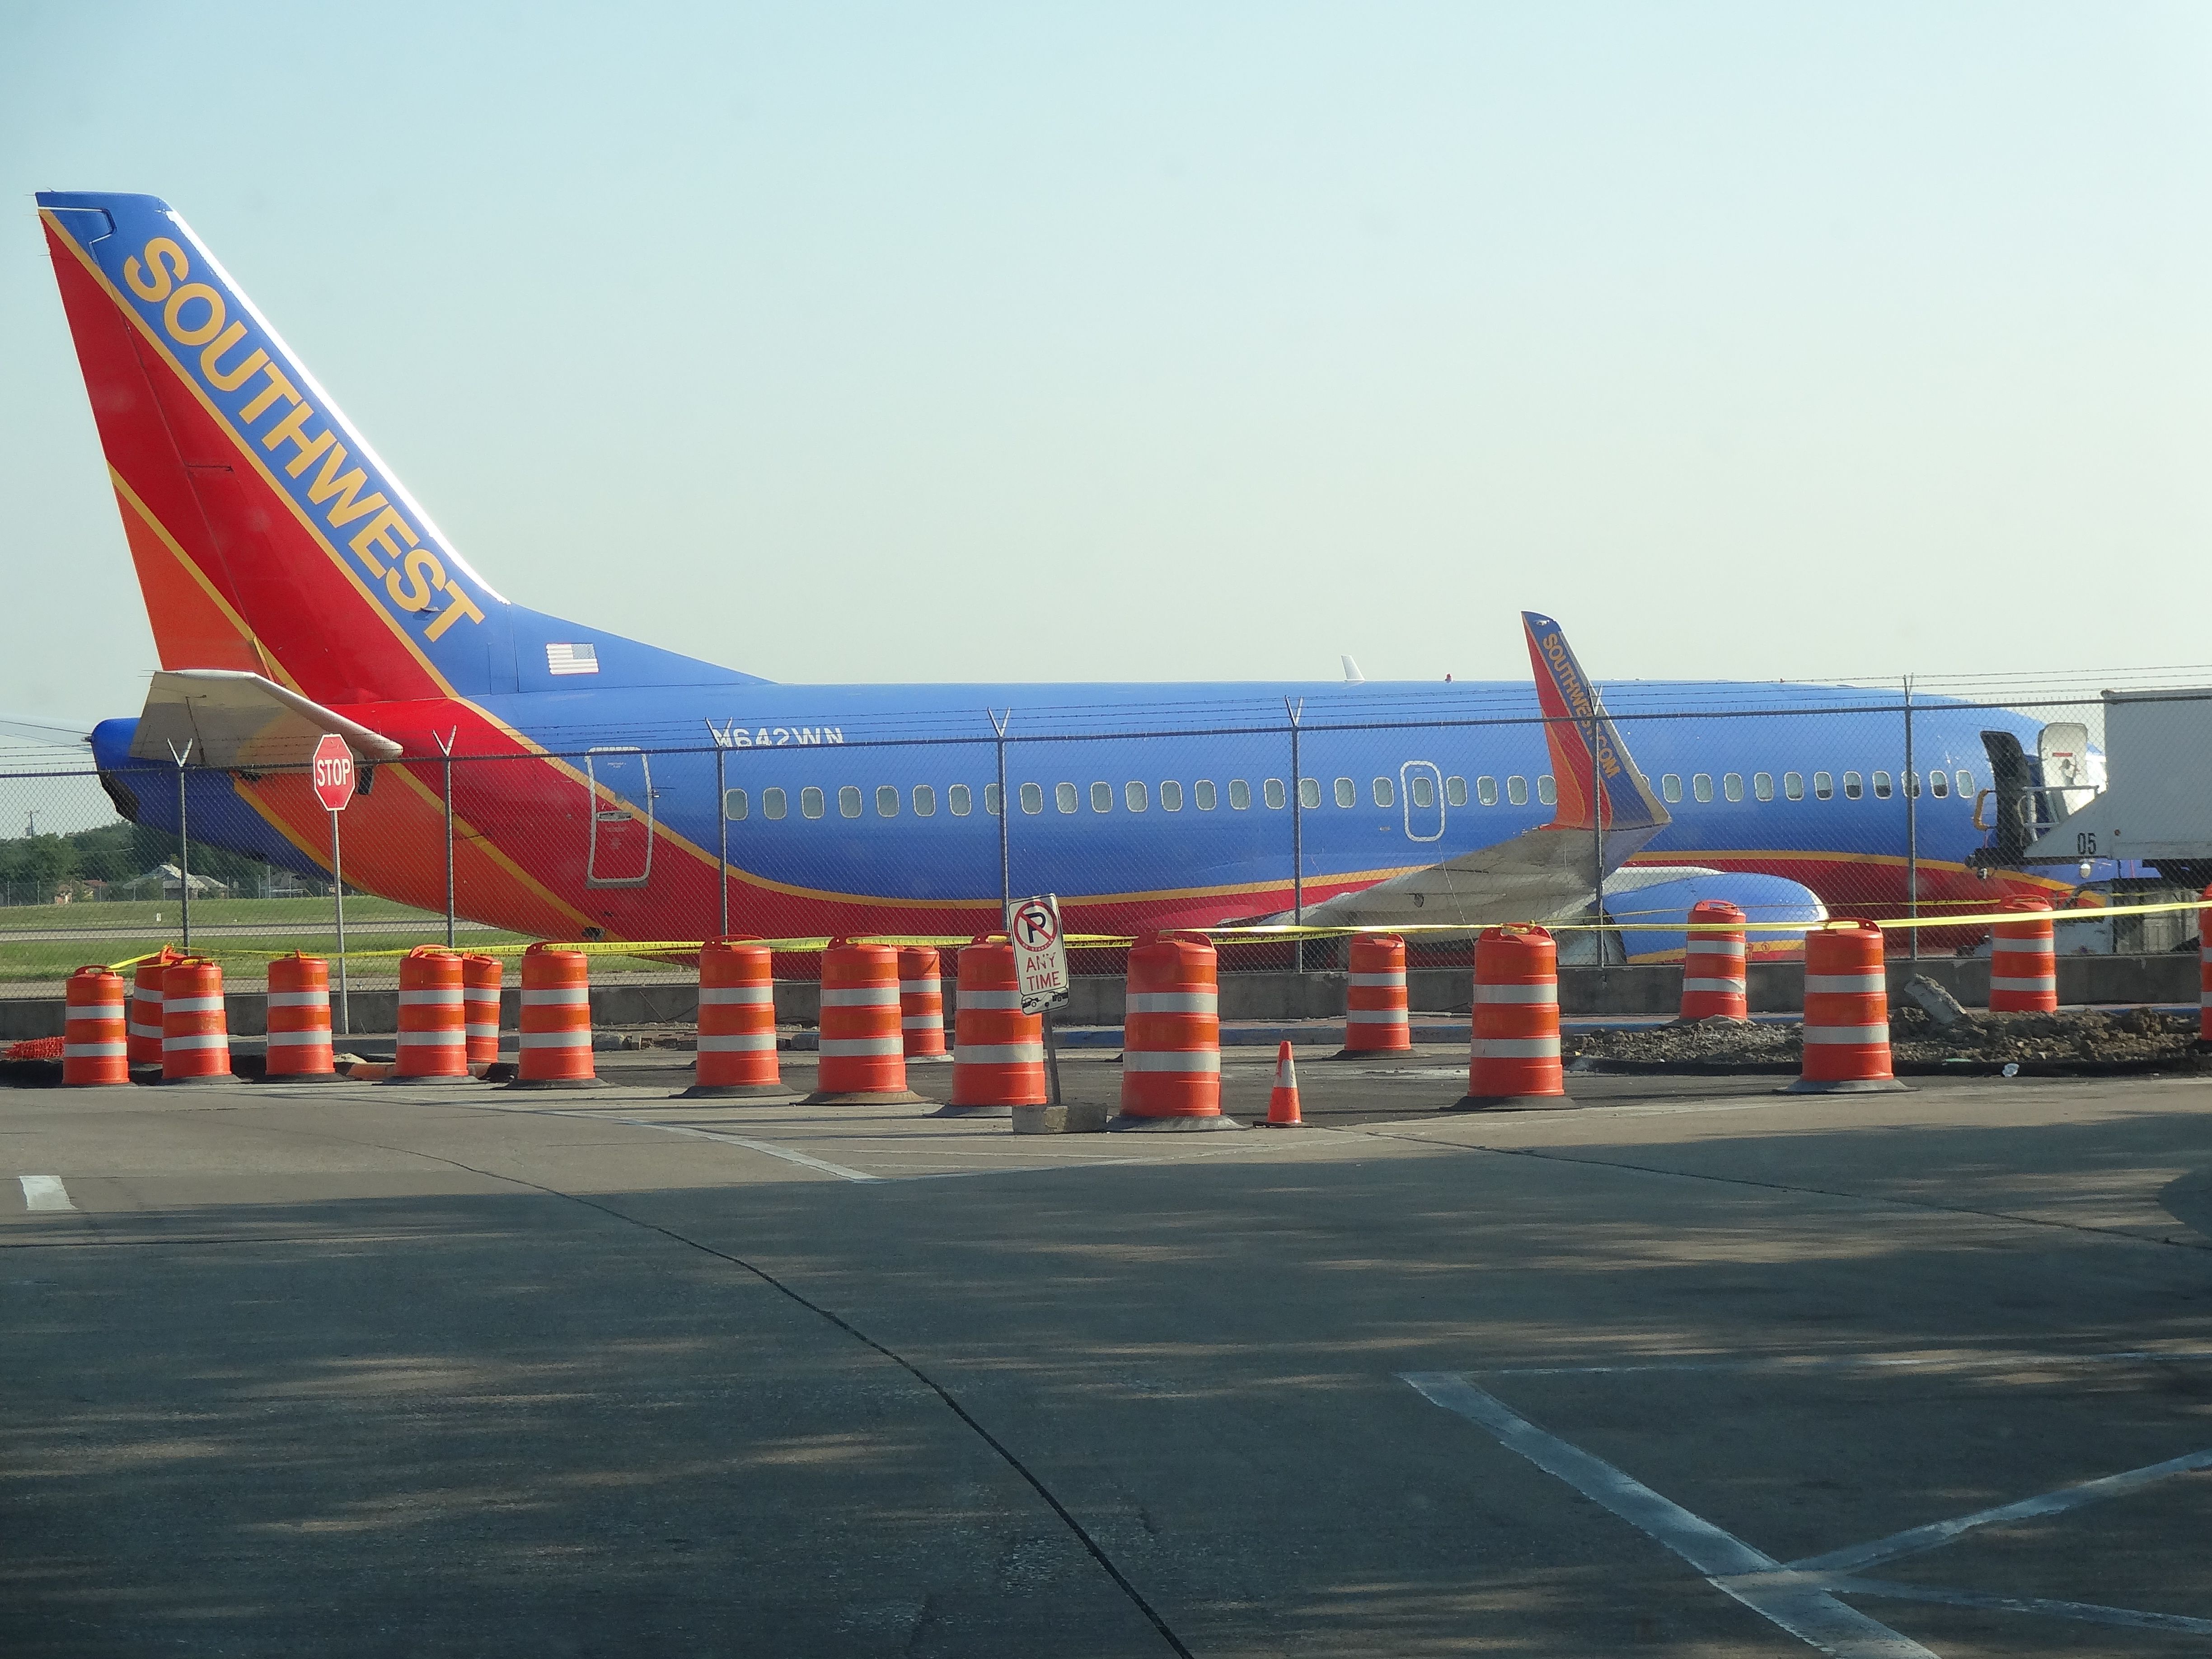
[1010,893,1068,1107]
[310,735,358,1035]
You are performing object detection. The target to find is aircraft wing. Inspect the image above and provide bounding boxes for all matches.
[1292,612,1671,931]
[127,670,404,769]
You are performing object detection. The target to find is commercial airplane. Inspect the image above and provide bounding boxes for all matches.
[36,192,2076,962]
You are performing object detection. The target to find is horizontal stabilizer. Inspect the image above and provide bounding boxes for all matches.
[128,670,403,768]
[1295,821,1668,932]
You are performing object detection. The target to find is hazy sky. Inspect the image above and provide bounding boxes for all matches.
[3,2,2207,727]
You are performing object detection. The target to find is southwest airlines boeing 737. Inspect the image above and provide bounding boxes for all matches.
[35,192,2080,959]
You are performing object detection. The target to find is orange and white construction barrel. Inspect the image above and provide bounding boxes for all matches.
[463,953,503,1068]
[1114,932,1237,1129]
[1988,898,2058,1014]
[898,946,949,1060]
[128,945,183,1069]
[63,965,129,1087]
[390,946,470,1081]
[509,943,600,1088]
[1788,920,1905,1093]
[160,958,232,1085]
[263,952,336,1081]
[943,937,1045,1115]
[1338,933,1411,1056]
[1680,900,1749,1020]
[1453,925,1567,1110]
[684,938,793,1099]
[808,940,920,1104]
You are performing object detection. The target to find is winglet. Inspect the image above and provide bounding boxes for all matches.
[1519,613,1669,833]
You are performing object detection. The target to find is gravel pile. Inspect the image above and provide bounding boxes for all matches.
[1566,1007,2202,1071]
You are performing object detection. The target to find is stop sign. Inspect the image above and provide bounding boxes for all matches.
[311,733,357,811]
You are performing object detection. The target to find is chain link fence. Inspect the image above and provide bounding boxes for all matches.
[0,685,2202,988]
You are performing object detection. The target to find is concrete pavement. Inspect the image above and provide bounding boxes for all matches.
[3,1055,2209,1655]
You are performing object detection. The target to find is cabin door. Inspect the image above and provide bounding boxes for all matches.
[1400,760,1446,842]
[585,748,654,886]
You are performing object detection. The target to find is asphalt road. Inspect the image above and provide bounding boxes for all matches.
[3,1051,2209,1656]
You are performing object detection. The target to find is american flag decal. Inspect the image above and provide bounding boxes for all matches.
[546,643,600,676]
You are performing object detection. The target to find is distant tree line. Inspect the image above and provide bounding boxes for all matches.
[0,821,297,903]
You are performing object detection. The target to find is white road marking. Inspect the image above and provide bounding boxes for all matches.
[1788,1448,2212,1575]
[607,1120,881,1183]
[1823,1576,2212,1636]
[1489,1349,2212,1378]
[18,1175,74,1212]
[1402,1372,1939,1657]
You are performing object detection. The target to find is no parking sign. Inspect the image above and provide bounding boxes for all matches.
[1010,894,1068,1014]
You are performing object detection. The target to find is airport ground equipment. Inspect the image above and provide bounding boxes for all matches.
[897,947,948,1059]
[2203,886,2212,1045]
[63,967,128,1087]
[808,942,918,1104]
[264,952,335,1081]
[1453,926,1567,1110]
[511,944,598,1088]
[391,947,469,1081]
[944,939,1044,1115]
[128,947,182,1068]
[2019,689,2212,886]
[683,939,791,1099]
[1990,900,2058,1013]
[1680,900,1748,1020]
[463,953,502,1066]
[1339,933,1411,1056]
[1259,1040,1306,1128]
[161,959,230,1084]
[1115,932,1231,1127]
[1788,921,1905,1093]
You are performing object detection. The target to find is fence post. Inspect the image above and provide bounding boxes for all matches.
[1903,675,1919,961]
[706,721,732,939]
[436,729,457,949]
[1286,697,1304,973]
[989,709,1012,933]
[167,740,193,951]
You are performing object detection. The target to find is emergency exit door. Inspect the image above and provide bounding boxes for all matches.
[585,748,654,886]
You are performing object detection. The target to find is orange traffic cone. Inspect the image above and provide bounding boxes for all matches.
[1259,1039,1306,1128]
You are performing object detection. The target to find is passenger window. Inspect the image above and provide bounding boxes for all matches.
[875,785,899,817]
[1723,773,1744,802]
[1813,771,1833,801]
[1507,775,1528,806]
[763,787,787,820]
[1753,772,1774,801]
[1264,779,1287,810]
[1661,773,1683,803]
[1445,776,1467,807]
[1056,783,1079,814]
[1537,775,1556,806]
[1126,781,1148,812]
[1091,782,1112,812]
[1410,773,1435,809]
[1843,771,1864,800]
[1954,769,1973,797]
[1928,772,1949,799]
[1019,783,1044,815]
[1334,777,1356,808]
[1872,771,1892,799]
[723,788,748,821]
[948,784,971,816]
[1783,772,1804,801]
[1692,773,1714,803]
[1902,771,1919,798]
[1229,779,1253,810]
[983,783,1001,816]
[839,786,862,818]
[1161,780,1185,811]
[1194,780,1218,810]
[1476,776,1498,806]
[913,784,936,817]
[1299,778,1321,809]
[1373,778,1395,807]
[801,786,825,819]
